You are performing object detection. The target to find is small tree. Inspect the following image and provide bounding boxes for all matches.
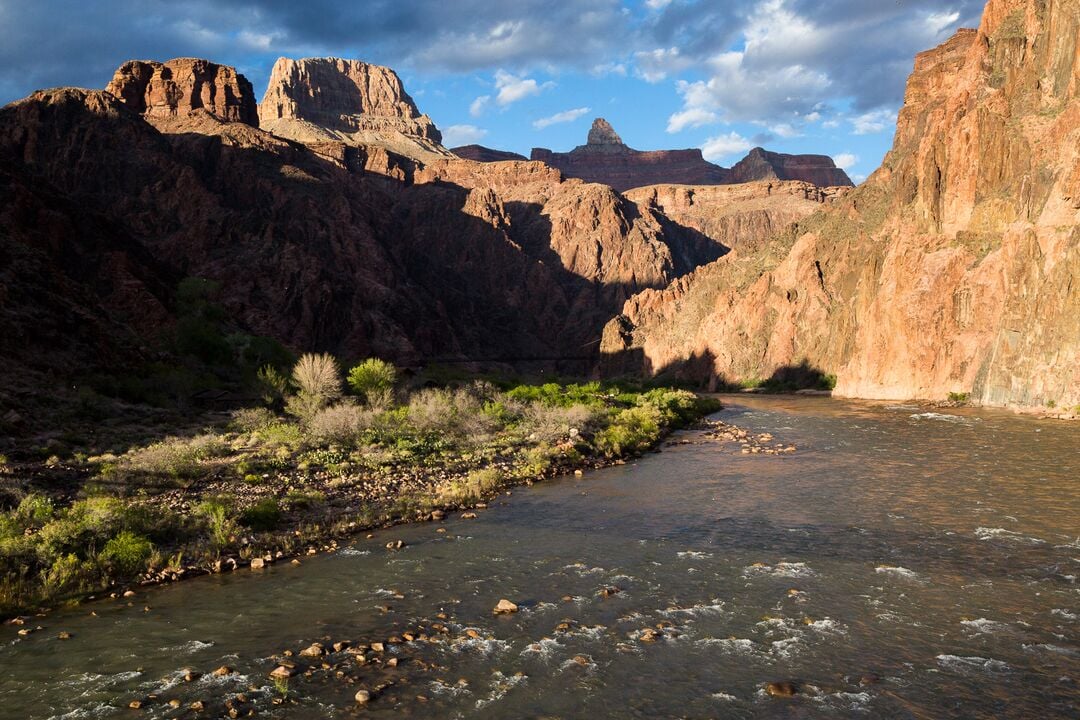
[347,358,398,402]
[286,353,342,420]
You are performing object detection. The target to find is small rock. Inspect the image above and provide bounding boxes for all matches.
[269,666,295,679]
[128,700,143,709]
[493,599,518,615]
[212,666,235,677]
[461,512,478,519]
[765,681,800,697]
[355,689,372,704]
[58,631,72,640]
[123,590,136,598]
[168,699,181,709]
[386,657,399,667]
[332,641,350,652]
[191,700,205,711]
[250,558,266,570]
[183,670,201,682]
[385,540,405,550]
[370,642,385,653]
[291,559,301,566]
[299,643,325,658]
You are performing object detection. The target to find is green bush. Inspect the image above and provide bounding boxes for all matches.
[346,359,398,401]
[231,407,278,432]
[100,531,154,577]
[256,365,291,408]
[240,498,282,532]
[593,405,663,457]
[197,497,237,550]
[16,494,54,525]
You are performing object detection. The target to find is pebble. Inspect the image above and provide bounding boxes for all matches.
[299,643,325,658]
[212,666,235,676]
[269,666,295,679]
[493,599,519,614]
[765,681,800,697]
[355,689,372,704]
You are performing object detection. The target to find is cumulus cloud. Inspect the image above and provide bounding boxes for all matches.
[852,108,897,134]
[469,95,492,117]
[633,47,693,83]
[441,124,489,146]
[833,152,858,170]
[494,69,553,106]
[701,132,754,162]
[533,107,591,129]
[666,107,718,133]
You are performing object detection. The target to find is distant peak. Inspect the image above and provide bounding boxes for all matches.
[587,118,624,146]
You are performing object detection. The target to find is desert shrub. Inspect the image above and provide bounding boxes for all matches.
[42,553,85,596]
[346,359,398,401]
[100,531,153,577]
[256,422,307,450]
[16,494,54,525]
[287,353,342,420]
[284,489,325,510]
[103,434,228,485]
[231,407,278,432]
[947,391,971,404]
[197,497,238,550]
[240,498,282,532]
[308,403,373,445]
[593,405,663,457]
[256,365,291,407]
[436,467,503,505]
[522,403,598,443]
[507,382,607,409]
[38,497,126,556]
[638,388,701,425]
[518,443,557,477]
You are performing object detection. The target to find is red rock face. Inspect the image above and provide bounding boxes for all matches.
[729,148,853,187]
[602,0,1080,409]
[451,145,527,162]
[105,58,258,126]
[531,118,851,192]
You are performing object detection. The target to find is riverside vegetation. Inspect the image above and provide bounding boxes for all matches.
[0,350,719,616]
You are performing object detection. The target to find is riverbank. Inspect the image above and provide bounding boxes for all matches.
[0,377,725,618]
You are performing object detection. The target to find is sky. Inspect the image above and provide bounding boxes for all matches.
[0,0,985,183]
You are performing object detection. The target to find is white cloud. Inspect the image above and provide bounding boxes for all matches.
[701,132,754,162]
[494,69,554,106]
[851,108,897,134]
[803,111,821,123]
[925,11,961,34]
[645,0,674,9]
[591,62,627,77]
[533,107,591,129]
[666,107,719,133]
[634,47,692,83]
[442,124,488,147]
[469,95,491,118]
[769,122,801,138]
[833,152,858,170]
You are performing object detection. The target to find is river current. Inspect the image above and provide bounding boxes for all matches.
[3,396,1078,719]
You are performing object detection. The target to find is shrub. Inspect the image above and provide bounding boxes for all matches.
[308,403,373,445]
[240,498,282,532]
[522,403,597,442]
[256,365,291,407]
[638,388,700,426]
[100,531,154,577]
[436,467,503,505]
[231,407,278,432]
[104,434,228,485]
[197,497,237,550]
[947,391,971,404]
[593,405,662,457]
[16,494,54,525]
[292,353,342,400]
[346,359,398,401]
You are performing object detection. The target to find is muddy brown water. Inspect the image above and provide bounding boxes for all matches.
[2,396,1078,719]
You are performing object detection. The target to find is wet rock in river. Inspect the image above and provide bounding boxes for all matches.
[269,665,296,679]
[765,680,800,697]
[299,642,325,658]
[212,665,235,676]
[493,599,519,614]
[355,689,372,703]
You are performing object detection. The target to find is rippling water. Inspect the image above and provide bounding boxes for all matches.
[3,397,1078,719]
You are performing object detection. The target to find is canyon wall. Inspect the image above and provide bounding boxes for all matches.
[602,0,1080,409]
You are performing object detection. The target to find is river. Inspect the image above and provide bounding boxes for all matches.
[3,396,1078,719]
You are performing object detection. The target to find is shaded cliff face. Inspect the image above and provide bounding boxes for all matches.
[531,118,852,192]
[0,58,739,387]
[258,57,450,161]
[451,145,527,162]
[730,148,853,187]
[602,0,1080,409]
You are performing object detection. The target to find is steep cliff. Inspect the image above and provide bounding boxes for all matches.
[602,0,1080,409]
[106,58,259,126]
[258,57,450,162]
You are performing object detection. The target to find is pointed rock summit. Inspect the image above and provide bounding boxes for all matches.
[258,57,450,160]
[106,58,259,126]
[587,118,624,147]
[730,148,852,187]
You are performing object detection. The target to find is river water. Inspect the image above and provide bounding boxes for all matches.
[3,396,1078,719]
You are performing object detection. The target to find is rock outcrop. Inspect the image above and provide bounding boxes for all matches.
[258,57,450,161]
[106,58,259,126]
[532,118,853,192]
[531,118,729,191]
[451,145,528,162]
[729,148,853,187]
[601,0,1080,409]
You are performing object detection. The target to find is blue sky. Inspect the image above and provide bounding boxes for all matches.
[0,0,985,183]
